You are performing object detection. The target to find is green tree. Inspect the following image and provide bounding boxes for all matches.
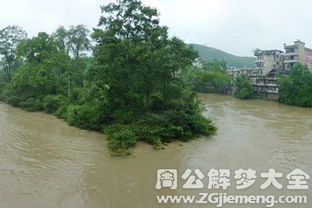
[278,64,312,107]
[181,60,230,94]
[68,25,91,59]
[234,74,255,99]
[0,25,27,81]
[0,1,216,156]
[53,26,71,54]
[52,25,91,96]
[83,0,216,155]
[7,32,70,110]
[92,0,196,116]
[53,25,91,59]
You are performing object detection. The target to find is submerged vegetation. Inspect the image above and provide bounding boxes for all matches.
[233,74,255,99]
[0,0,216,156]
[278,64,312,107]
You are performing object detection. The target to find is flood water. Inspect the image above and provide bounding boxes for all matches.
[0,93,311,208]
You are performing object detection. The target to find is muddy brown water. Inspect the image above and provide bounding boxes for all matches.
[0,93,311,208]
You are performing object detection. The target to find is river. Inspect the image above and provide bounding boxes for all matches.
[0,93,311,208]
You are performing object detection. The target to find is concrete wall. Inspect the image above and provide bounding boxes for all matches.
[262,55,274,75]
[305,49,312,69]
[297,42,306,65]
[255,50,283,75]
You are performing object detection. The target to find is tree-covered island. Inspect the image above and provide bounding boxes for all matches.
[0,0,217,156]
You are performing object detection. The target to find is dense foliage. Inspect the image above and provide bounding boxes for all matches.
[0,0,216,156]
[0,26,27,82]
[233,74,255,99]
[278,64,312,107]
[181,60,231,94]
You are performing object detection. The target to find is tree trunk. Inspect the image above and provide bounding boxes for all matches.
[5,63,12,82]
[67,68,72,97]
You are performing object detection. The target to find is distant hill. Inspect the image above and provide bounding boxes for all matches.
[190,44,255,68]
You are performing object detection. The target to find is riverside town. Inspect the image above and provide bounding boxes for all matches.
[227,40,312,100]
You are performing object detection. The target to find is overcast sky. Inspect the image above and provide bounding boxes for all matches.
[1,0,312,56]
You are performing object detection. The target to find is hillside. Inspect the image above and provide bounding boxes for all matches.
[191,44,255,68]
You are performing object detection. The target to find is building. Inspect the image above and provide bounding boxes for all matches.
[227,40,312,100]
[254,49,284,75]
[227,67,255,77]
[249,40,312,100]
[251,49,284,100]
[284,40,312,70]
[249,69,289,100]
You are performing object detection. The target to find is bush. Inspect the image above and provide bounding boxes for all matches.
[234,74,255,99]
[0,84,7,101]
[105,125,138,156]
[65,103,104,130]
[185,114,217,137]
[5,95,20,107]
[19,97,43,111]
[54,105,68,119]
[43,95,66,113]
[103,104,216,156]
[181,62,230,94]
[278,64,312,107]
[132,110,216,146]
[66,105,88,128]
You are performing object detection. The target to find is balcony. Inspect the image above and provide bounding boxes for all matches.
[284,52,298,56]
[267,89,279,94]
[254,66,263,70]
[266,77,276,80]
[284,58,298,63]
[255,59,264,63]
[266,83,277,87]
